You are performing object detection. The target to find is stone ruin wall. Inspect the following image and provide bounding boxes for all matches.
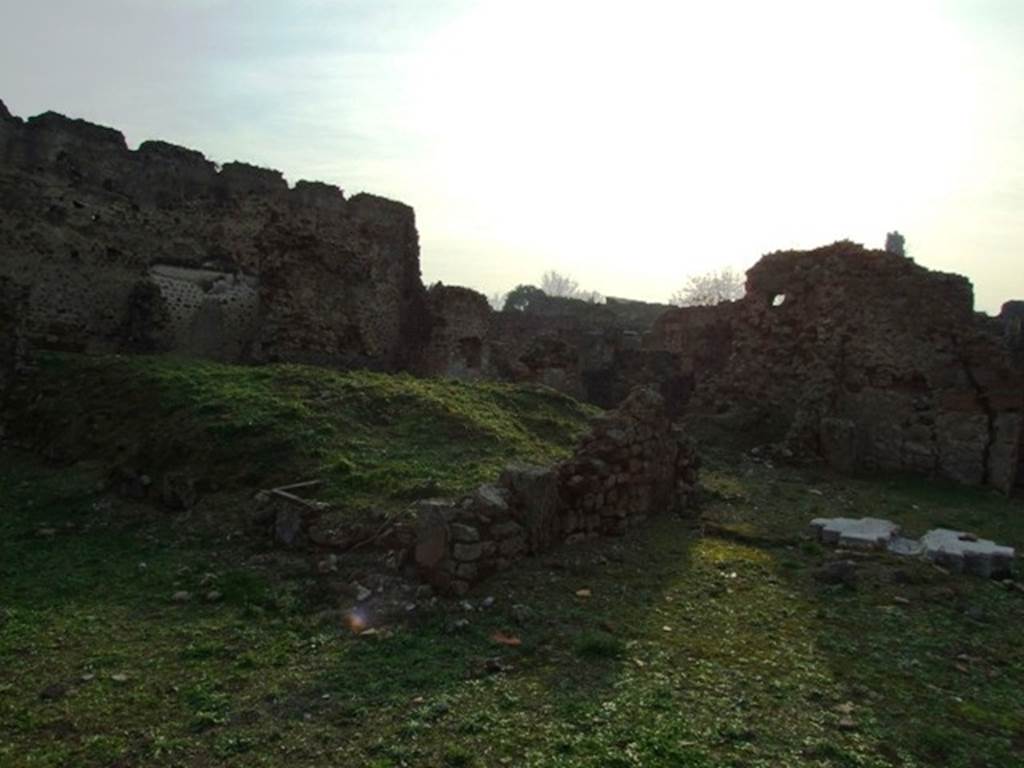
[3,102,1021,494]
[0,99,670,400]
[410,387,699,595]
[1002,301,1024,369]
[0,276,28,398]
[416,285,682,408]
[648,242,1024,492]
[0,100,427,369]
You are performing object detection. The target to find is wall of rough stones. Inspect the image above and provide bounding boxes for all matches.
[0,100,427,368]
[0,98,675,405]
[1003,301,1024,365]
[0,276,28,398]
[5,103,1020,495]
[417,285,682,407]
[412,387,699,595]
[417,284,493,380]
[648,242,1024,491]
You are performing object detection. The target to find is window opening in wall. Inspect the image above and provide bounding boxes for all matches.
[771,294,786,308]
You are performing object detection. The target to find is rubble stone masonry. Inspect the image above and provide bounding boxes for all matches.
[2,102,1021,493]
[0,100,427,368]
[649,242,1024,491]
[413,387,699,595]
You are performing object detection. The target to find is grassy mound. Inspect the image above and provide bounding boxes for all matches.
[8,353,599,512]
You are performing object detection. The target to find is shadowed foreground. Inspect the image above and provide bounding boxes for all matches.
[1,447,1022,767]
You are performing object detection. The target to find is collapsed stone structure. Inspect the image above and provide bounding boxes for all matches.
[2,102,1022,494]
[412,387,699,594]
[0,100,426,368]
[419,285,679,407]
[648,242,1024,492]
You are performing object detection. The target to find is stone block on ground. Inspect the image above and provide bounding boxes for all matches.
[919,529,1016,578]
[810,517,900,550]
[811,516,1016,579]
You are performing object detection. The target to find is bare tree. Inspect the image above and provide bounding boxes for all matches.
[669,267,744,307]
[538,270,603,303]
[487,291,507,311]
[540,270,580,298]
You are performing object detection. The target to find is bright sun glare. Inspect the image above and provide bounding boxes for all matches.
[408,0,984,301]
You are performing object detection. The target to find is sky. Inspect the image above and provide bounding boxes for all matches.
[1,0,1021,313]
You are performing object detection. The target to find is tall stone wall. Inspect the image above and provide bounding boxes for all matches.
[413,387,699,595]
[649,242,1024,491]
[0,100,427,368]
[0,276,28,398]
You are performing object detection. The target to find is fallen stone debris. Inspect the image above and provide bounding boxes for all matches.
[810,516,1016,578]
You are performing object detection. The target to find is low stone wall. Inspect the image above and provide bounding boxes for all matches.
[413,387,699,595]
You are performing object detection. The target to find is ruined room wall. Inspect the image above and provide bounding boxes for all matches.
[413,387,699,595]
[0,101,426,367]
[649,242,1024,491]
[418,286,684,407]
[417,284,493,380]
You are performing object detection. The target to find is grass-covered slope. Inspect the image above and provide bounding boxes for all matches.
[9,353,599,511]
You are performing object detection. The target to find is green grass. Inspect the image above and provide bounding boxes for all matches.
[1,446,1021,766]
[8,353,598,515]
[573,630,626,660]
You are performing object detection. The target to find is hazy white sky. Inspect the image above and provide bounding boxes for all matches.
[1,0,1021,312]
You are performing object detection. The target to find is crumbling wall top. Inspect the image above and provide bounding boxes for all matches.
[26,110,129,150]
[219,161,288,195]
[292,180,346,209]
[743,240,975,322]
[137,139,214,167]
[0,99,427,371]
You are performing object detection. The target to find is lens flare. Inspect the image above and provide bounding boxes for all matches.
[345,608,368,633]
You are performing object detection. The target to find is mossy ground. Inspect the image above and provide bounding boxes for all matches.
[2,439,1022,767]
[8,353,598,516]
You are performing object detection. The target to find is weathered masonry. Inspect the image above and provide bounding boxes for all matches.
[648,242,1024,492]
[2,101,1021,492]
[0,100,427,368]
[411,387,699,595]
